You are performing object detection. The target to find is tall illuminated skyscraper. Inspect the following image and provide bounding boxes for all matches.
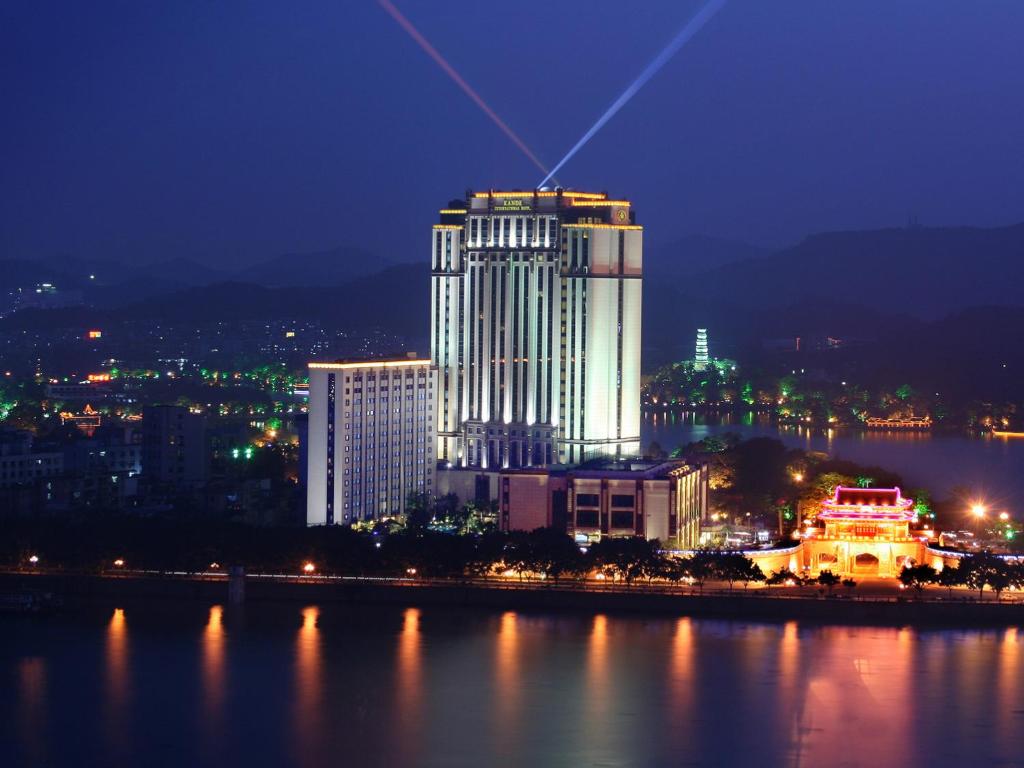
[431,188,642,468]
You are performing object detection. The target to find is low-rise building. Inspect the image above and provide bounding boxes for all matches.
[142,405,207,487]
[499,458,708,547]
[0,430,63,489]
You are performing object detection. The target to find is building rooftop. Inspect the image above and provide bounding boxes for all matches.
[309,355,430,370]
[820,486,915,522]
[500,457,699,480]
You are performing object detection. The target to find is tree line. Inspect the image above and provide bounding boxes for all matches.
[899,553,1024,601]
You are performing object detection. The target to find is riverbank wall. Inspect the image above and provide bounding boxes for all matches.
[4,571,1024,628]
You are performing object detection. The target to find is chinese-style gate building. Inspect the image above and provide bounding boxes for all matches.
[803,487,926,577]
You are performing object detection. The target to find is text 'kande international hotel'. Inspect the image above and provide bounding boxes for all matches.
[432,189,642,468]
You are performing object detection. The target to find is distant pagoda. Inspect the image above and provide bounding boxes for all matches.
[694,328,709,371]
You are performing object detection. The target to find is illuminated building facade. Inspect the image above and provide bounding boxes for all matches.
[432,188,642,468]
[498,459,707,547]
[803,486,925,577]
[306,358,436,526]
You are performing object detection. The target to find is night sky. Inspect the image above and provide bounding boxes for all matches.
[3,0,1023,269]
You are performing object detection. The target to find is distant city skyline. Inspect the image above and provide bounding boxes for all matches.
[2,1,1024,268]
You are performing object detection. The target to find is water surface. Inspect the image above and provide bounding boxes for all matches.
[643,411,1024,508]
[2,602,1023,767]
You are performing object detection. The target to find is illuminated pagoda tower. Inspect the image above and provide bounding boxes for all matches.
[804,486,923,577]
[694,328,709,371]
[431,188,642,468]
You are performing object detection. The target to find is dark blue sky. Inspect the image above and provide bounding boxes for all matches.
[2,0,1022,269]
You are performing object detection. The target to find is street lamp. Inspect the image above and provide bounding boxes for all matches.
[28,555,39,565]
[113,558,125,568]
[999,511,1010,522]
[792,472,804,483]
[302,561,315,575]
[970,503,987,519]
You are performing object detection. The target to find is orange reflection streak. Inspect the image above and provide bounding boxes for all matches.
[105,608,130,756]
[395,608,423,764]
[202,606,226,732]
[997,627,1019,748]
[17,657,48,764]
[294,607,322,767]
[667,618,694,751]
[582,614,610,751]
[494,612,521,753]
[778,620,798,702]
[793,627,912,767]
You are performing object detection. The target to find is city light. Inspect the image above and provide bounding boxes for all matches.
[113,558,125,568]
[970,503,987,518]
[792,472,804,483]
[28,555,39,565]
[999,511,1010,521]
[302,562,316,574]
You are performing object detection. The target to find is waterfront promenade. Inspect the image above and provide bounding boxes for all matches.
[4,569,1023,628]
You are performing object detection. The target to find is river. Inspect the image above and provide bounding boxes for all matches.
[643,411,1024,510]
[2,602,1022,767]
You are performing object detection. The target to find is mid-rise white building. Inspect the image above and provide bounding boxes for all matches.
[306,358,436,525]
[432,188,642,468]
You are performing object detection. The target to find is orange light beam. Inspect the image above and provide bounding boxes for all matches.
[377,0,551,179]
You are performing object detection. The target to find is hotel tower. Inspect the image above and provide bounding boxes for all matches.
[431,188,642,469]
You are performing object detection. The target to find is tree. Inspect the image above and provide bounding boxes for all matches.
[817,570,841,595]
[658,556,690,588]
[841,577,857,593]
[958,552,1011,601]
[739,560,766,590]
[683,551,717,593]
[404,492,433,531]
[937,564,962,598]
[646,441,667,460]
[766,567,799,588]
[899,564,938,595]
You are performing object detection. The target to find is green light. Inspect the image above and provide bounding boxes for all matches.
[231,448,240,459]
[244,447,253,460]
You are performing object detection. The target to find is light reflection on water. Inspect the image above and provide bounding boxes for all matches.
[293,606,322,767]
[201,605,225,757]
[104,607,130,759]
[4,604,1024,767]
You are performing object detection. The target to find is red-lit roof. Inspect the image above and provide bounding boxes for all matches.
[819,486,915,522]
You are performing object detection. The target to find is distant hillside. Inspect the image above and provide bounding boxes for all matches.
[0,263,428,339]
[237,245,394,287]
[696,222,1024,319]
[645,234,770,277]
[0,259,83,289]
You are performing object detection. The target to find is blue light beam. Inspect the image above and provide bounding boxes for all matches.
[538,0,727,188]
